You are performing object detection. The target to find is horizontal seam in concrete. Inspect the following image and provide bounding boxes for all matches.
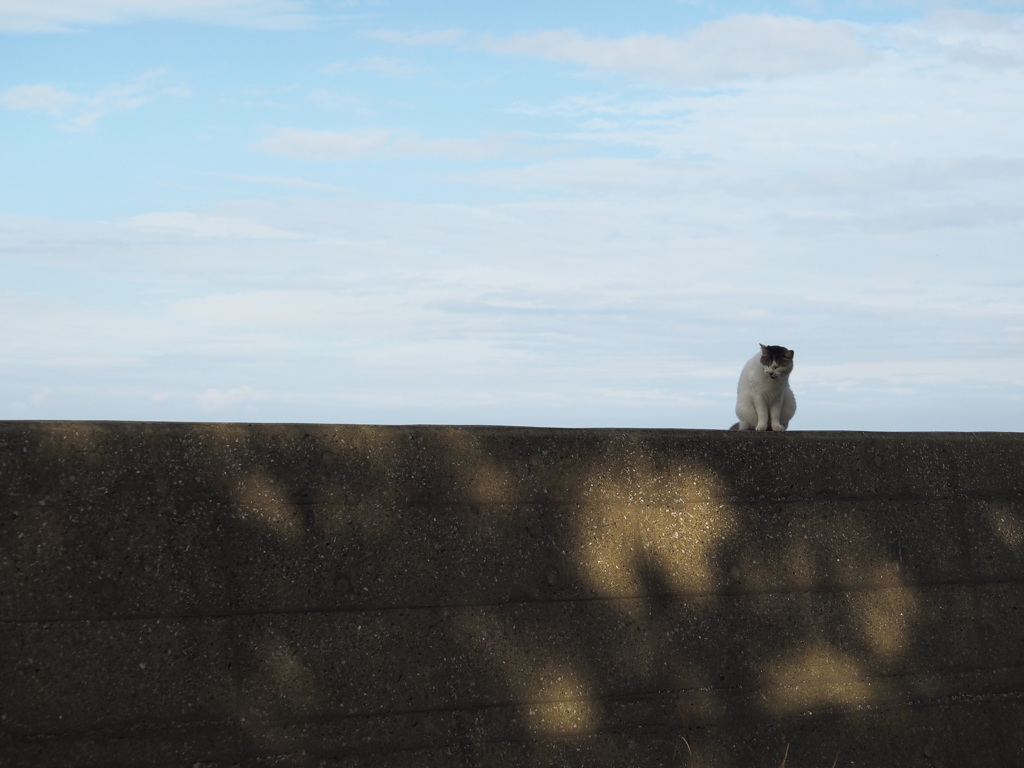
[5,575,1023,625]
[7,667,1024,749]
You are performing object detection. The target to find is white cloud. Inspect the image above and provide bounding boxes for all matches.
[478,16,875,86]
[0,83,78,115]
[0,70,184,132]
[492,25,1024,184]
[470,11,1024,92]
[0,0,316,32]
[888,9,1024,69]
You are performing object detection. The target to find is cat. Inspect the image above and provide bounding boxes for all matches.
[730,344,797,432]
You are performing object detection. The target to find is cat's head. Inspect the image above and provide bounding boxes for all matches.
[759,344,794,379]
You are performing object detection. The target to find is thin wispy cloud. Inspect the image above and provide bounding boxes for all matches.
[0,82,79,115]
[479,16,875,86]
[0,0,319,32]
[888,9,1024,69]
[0,69,185,132]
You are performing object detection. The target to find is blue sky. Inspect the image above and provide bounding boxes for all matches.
[2,0,1023,430]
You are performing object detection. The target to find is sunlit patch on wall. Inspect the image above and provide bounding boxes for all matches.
[762,642,882,715]
[522,663,598,736]
[573,483,642,598]
[984,501,1024,551]
[853,568,918,661]
[574,458,736,598]
[640,500,737,594]
[455,609,597,736]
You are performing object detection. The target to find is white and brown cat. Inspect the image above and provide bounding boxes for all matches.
[730,344,797,431]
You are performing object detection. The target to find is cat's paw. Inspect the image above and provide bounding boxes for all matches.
[755,424,769,431]
[771,424,787,432]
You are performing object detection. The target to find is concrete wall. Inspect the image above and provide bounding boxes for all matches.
[2,422,1023,767]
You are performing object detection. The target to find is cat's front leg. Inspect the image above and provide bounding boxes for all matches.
[768,403,786,431]
[753,396,770,431]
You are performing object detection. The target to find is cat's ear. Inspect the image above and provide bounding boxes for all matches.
[785,349,795,359]
[759,343,768,352]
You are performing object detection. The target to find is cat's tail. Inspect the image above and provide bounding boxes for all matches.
[728,422,740,431]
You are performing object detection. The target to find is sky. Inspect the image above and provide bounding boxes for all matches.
[1,0,1023,431]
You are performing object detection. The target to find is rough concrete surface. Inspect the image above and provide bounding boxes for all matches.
[1,422,1023,767]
